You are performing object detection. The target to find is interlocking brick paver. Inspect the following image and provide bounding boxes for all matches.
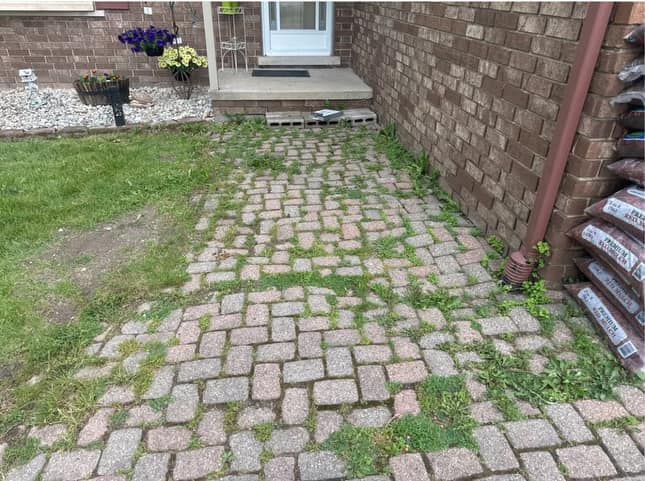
[298,452,346,481]
[614,385,645,417]
[386,360,428,384]
[7,454,46,481]
[42,449,101,481]
[474,426,519,471]
[519,452,565,481]
[357,365,389,401]
[224,345,254,375]
[77,408,114,446]
[284,359,325,383]
[230,431,263,473]
[282,388,309,425]
[272,317,296,341]
[267,427,309,455]
[133,453,170,481]
[348,407,391,427]
[231,327,268,345]
[199,331,226,357]
[174,447,224,480]
[177,358,221,382]
[504,420,561,449]
[238,406,276,429]
[313,379,359,405]
[204,377,249,404]
[256,342,295,361]
[252,363,281,400]
[390,454,431,481]
[544,404,594,443]
[427,448,483,480]
[198,410,226,445]
[574,399,629,423]
[598,428,645,473]
[166,384,199,423]
[326,347,354,377]
[354,345,392,364]
[147,426,191,451]
[556,445,617,479]
[98,428,141,475]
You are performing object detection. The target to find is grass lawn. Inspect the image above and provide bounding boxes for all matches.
[0,124,219,437]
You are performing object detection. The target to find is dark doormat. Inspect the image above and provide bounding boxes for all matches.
[252,69,310,77]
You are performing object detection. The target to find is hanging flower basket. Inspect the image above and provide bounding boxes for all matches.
[73,71,130,106]
[143,45,165,57]
[118,26,175,55]
[159,46,207,99]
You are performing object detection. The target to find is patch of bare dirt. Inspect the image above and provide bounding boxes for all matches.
[27,206,166,324]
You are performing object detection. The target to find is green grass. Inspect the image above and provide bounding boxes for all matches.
[323,375,475,477]
[0,124,218,438]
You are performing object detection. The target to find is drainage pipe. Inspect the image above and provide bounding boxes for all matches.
[503,1,615,285]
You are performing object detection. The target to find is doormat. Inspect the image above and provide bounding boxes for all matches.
[252,69,310,77]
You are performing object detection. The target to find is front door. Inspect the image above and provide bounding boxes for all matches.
[261,1,333,56]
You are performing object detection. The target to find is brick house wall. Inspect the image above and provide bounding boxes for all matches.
[0,1,352,88]
[0,2,211,87]
[351,2,642,285]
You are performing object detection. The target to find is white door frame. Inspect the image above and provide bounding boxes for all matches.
[261,1,334,56]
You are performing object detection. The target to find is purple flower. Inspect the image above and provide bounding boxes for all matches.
[118,25,175,53]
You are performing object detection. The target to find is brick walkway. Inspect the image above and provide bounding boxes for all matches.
[5,127,644,481]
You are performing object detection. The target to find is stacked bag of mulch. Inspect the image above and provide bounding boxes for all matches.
[566,25,645,376]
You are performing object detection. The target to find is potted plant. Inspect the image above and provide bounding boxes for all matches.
[73,70,130,106]
[118,26,176,57]
[159,45,207,81]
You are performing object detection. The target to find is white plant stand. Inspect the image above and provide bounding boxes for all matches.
[216,6,248,72]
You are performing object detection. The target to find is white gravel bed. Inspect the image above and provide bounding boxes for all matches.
[0,86,212,131]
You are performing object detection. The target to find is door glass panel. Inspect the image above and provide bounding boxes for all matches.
[318,2,326,31]
[269,1,277,30]
[279,2,316,30]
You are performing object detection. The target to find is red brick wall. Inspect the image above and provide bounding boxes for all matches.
[0,1,352,88]
[350,2,642,285]
[0,2,210,87]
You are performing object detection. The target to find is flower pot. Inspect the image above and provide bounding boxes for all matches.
[172,69,191,82]
[73,78,130,106]
[144,45,165,57]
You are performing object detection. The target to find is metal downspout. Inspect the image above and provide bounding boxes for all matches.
[502,2,615,285]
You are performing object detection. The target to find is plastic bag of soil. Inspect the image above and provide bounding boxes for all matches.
[616,132,645,158]
[624,25,645,48]
[585,185,645,238]
[568,219,645,293]
[611,86,645,107]
[619,108,644,131]
[574,257,644,331]
[566,282,644,375]
[607,158,644,185]
[619,58,645,84]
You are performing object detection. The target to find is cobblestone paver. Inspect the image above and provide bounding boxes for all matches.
[4,126,644,481]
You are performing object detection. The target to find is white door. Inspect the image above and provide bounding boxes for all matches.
[261,1,333,56]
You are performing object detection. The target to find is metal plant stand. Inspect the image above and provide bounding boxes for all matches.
[216,6,248,72]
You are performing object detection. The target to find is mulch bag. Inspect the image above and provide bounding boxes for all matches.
[624,25,645,48]
[575,257,644,331]
[616,132,645,158]
[607,158,644,185]
[611,86,645,107]
[566,283,644,375]
[619,58,645,84]
[585,185,645,238]
[568,219,645,293]
[619,108,644,131]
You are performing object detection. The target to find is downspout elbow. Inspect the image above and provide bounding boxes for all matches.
[503,2,615,286]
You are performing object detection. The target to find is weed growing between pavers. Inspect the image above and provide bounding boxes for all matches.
[323,375,476,478]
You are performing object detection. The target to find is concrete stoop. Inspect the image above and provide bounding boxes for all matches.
[265,108,377,128]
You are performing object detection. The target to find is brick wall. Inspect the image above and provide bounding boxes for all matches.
[350,2,642,285]
[0,2,210,87]
[0,1,352,89]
